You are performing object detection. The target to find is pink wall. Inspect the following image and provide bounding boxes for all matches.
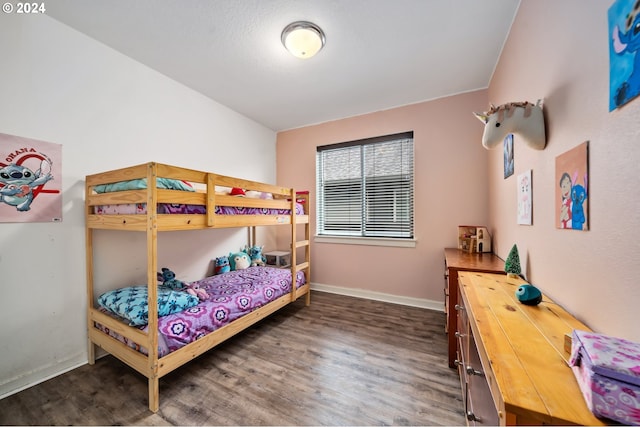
[487,0,640,341]
[277,91,490,302]
[277,0,640,343]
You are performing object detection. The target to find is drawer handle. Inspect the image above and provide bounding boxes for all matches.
[454,359,463,367]
[467,411,482,422]
[466,366,484,377]
[455,331,466,338]
[454,304,464,311]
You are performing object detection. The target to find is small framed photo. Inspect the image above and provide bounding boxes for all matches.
[517,169,532,225]
[504,134,514,179]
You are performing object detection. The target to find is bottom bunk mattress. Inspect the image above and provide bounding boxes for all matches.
[96,266,306,357]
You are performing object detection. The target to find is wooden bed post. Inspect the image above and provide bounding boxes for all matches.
[85,179,96,365]
[146,162,160,412]
[206,173,215,227]
[304,208,311,307]
[149,377,159,413]
[290,188,297,302]
[248,226,257,247]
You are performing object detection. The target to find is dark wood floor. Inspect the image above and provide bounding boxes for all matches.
[0,291,464,426]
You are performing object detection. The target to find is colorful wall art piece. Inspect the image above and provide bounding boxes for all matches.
[556,141,589,231]
[608,0,640,110]
[0,133,62,223]
[517,169,532,225]
[504,134,514,179]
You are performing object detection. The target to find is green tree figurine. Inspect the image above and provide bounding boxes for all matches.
[505,244,522,279]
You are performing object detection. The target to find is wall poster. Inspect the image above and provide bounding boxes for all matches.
[556,141,589,231]
[609,0,640,110]
[0,133,62,223]
[517,169,532,225]
[504,134,514,179]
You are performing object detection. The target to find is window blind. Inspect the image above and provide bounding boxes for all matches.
[316,132,414,239]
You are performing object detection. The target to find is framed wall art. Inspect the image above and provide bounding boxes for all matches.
[555,141,589,231]
[504,134,514,179]
[517,169,532,225]
[608,0,640,110]
[0,132,62,223]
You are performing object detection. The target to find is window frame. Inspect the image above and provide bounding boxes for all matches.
[315,131,415,246]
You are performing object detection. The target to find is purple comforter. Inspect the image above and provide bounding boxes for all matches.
[96,266,306,357]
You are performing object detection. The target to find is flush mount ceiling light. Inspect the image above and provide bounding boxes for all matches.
[281,21,325,59]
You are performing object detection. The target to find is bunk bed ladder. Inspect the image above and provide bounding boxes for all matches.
[290,189,311,305]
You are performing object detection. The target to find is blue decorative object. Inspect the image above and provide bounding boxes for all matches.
[228,251,251,271]
[157,267,187,290]
[515,284,542,306]
[243,245,266,267]
[214,256,231,275]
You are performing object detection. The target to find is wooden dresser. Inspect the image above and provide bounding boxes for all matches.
[456,271,605,425]
[444,248,505,368]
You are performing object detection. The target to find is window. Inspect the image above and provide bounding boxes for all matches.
[316,131,414,239]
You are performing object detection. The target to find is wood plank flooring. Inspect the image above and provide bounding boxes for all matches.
[0,291,464,425]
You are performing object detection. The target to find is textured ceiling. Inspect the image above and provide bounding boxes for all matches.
[47,0,520,131]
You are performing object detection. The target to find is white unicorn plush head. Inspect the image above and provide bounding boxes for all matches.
[474,100,546,150]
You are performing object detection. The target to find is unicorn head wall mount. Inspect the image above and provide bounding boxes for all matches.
[474,100,546,150]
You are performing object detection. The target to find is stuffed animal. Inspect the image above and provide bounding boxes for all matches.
[474,100,546,150]
[157,267,187,290]
[214,255,231,275]
[185,283,209,301]
[243,245,266,267]
[229,251,251,271]
[515,284,542,306]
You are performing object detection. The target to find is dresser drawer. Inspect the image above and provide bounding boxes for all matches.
[467,327,500,426]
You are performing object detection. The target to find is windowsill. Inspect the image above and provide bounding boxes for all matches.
[314,235,417,248]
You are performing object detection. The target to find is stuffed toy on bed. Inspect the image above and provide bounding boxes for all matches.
[229,251,251,271]
[158,267,209,300]
[243,245,266,267]
[157,267,187,290]
[185,283,209,301]
[214,255,230,275]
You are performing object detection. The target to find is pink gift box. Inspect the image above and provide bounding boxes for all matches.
[569,329,640,425]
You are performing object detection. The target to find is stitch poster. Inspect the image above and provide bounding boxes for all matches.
[0,133,62,223]
[609,0,640,110]
[556,141,588,231]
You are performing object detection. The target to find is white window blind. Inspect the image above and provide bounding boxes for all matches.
[316,132,414,239]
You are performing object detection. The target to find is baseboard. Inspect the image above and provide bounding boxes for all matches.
[310,282,444,312]
[0,353,86,401]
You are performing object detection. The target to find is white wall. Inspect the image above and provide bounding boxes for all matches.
[0,14,277,398]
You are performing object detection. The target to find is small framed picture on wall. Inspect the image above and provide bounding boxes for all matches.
[517,169,532,225]
[556,141,589,231]
[504,134,514,179]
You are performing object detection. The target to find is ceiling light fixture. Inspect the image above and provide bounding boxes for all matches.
[281,21,325,59]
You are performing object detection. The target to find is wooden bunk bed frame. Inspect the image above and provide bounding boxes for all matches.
[85,162,311,412]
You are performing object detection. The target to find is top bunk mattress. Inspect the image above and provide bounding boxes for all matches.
[94,202,304,215]
[91,177,305,215]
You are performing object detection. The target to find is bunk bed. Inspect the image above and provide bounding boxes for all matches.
[85,162,311,412]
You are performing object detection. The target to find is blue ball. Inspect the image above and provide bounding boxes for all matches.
[515,284,542,305]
